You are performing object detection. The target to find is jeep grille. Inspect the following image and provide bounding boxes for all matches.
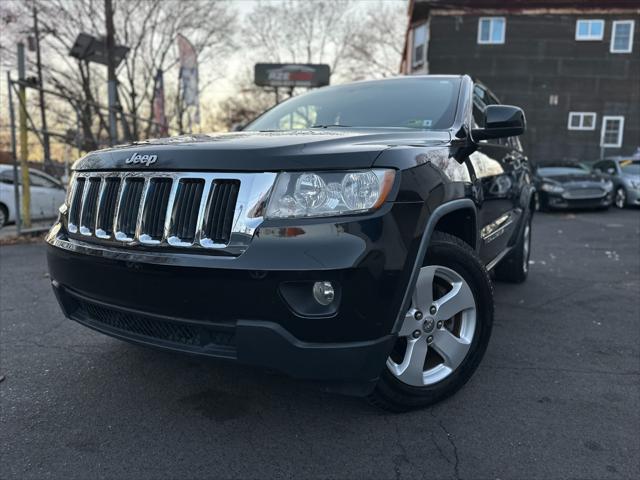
[66,171,276,255]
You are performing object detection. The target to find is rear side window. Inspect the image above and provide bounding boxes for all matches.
[473,84,514,147]
[30,173,57,188]
[472,84,501,127]
[0,171,13,184]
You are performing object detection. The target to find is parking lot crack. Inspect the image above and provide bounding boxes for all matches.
[485,364,639,377]
[386,416,416,479]
[430,410,461,480]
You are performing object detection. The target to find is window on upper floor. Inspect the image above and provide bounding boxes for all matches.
[568,112,597,131]
[601,116,625,148]
[412,24,428,68]
[477,17,505,44]
[610,20,634,53]
[575,19,604,40]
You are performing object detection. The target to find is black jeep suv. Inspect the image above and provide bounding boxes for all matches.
[46,75,533,411]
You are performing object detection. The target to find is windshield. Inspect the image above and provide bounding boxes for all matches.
[245,77,461,131]
[619,159,640,175]
[538,166,589,177]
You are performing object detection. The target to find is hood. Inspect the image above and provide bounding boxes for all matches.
[621,173,640,182]
[72,129,451,172]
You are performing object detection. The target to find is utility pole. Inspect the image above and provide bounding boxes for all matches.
[104,0,118,145]
[17,42,31,228]
[33,5,52,175]
[7,72,22,233]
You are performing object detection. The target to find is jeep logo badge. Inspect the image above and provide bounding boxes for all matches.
[125,152,157,167]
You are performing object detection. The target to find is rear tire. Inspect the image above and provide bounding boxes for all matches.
[0,204,7,229]
[615,187,627,209]
[369,232,494,412]
[494,213,532,284]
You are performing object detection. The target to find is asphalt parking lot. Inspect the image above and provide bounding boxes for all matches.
[1,209,639,480]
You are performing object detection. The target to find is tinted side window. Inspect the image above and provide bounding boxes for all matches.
[472,86,487,127]
[0,171,15,185]
[474,84,509,146]
[30,172,57,188]
[508,136,523,152]
[593,161,606,172]
[604,161,617,174]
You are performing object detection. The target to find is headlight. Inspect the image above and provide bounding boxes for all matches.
[602,180,613,191]
[266,169,395,219]
[540,182,564,194]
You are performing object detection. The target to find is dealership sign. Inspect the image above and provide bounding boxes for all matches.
[254,63,330,88]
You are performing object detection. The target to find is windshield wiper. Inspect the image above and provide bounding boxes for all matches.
[310,124,353,128]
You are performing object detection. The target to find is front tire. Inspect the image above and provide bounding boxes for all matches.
[615,187,627,209]
[369,232,494,412]
[0,204,7,229]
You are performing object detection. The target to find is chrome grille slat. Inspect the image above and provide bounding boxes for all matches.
[169,179,205,245]
[80,178,101,235]
[65,171,277,256]
[203,180,240,245]
[140,178,172,242]
[68,177,86,233]
[96,178,121,238]
[134,178,152,241]
[116,178,145,241]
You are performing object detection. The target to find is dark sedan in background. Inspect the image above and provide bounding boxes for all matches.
[535,162,613,211]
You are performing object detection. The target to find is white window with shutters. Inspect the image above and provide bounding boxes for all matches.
[600,116,625,147]
[412,24,428,68]
[610,20,634,53]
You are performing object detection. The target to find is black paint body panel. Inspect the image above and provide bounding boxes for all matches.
[46,75,533,392]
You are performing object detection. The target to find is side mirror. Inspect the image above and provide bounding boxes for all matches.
[472,105,526,141]
[606,168,616,175]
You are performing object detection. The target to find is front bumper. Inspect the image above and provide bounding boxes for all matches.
[542,191,612,209]
[46,199,426,392]
[51,280,394,394]
[625,187,640,206]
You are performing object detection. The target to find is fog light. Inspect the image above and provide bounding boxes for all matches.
[313,281,335,306]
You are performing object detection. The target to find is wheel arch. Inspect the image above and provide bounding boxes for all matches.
[432,206,478,252]
[0,201,11,224]
[392,198,478,334]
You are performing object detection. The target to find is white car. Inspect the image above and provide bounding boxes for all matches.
[0,165,67,228]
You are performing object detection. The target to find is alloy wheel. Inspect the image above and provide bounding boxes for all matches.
[522,223,531,273]
[615,188,626,209]
[387,265,477,387]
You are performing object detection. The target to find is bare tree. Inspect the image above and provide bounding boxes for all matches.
[219,0,406,131]
[242,0,355,80]
[215,69,275,131]
[115,0,236,139]
[343,1,407,80]
[4,0,236,151]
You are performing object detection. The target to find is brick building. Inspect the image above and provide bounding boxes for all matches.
[401,0,640,164]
